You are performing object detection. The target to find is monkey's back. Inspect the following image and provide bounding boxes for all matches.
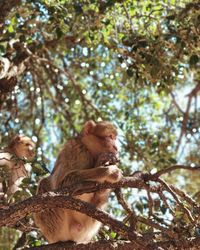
[51,138,95,189]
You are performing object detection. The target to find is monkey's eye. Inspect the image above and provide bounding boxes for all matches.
[25,143,34,151]
[96,135,104,140]
[108,135,115,139]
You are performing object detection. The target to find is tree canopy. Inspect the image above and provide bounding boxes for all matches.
[0,0,200,249]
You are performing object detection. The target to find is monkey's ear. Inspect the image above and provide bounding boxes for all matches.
[82,120,96,135]
[14,135,21,142]
[8,135,21,148]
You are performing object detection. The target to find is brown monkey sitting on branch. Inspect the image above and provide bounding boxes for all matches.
[0,135,35,195]
[34,120,123,243]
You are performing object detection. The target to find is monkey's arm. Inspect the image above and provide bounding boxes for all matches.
[59,165,122,189]
[58,152,122,189]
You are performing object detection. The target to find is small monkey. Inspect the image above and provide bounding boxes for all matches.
[34,121,123,243]
[0,135,35,195]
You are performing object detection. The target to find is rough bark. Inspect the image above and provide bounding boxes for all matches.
[24,237,200,250]
[24,240,141,250]
[1,170,200,250]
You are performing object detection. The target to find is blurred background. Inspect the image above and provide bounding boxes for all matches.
[0,0,199,248]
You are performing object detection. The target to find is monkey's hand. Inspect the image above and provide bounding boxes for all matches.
[103,165,123,183]
[95,152,119,167]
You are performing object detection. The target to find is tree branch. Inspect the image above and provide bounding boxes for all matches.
[152,164,200,178]
[1,171,200,249]
[24,237,200,250]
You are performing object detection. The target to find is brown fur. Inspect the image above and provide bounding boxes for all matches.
[34,121,122,243]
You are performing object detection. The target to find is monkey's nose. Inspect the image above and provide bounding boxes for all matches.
[29,146,34,151]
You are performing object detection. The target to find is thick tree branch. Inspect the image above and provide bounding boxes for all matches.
[24,237,200,250]
[24,240,144,250]
[1,170,200,249]
[0,171,197,227]
[1,175,154,245]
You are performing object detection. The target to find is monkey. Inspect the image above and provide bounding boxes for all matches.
[0,135,35,195]
[34,120,123,244]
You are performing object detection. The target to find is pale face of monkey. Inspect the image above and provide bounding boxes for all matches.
[11,135,36,160]
[81,121,118,157]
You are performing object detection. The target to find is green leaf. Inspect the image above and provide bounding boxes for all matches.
[0,45,5,54]
[56,27,64,39]
[189,55,199,66]
[126,68,134,77]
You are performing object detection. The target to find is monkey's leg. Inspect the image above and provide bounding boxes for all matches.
[90,188,111,207]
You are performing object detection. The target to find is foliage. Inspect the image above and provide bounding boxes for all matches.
[0,0,200,248]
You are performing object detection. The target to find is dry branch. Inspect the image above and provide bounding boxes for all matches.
[1,170,200,250]
[24,237,200,250]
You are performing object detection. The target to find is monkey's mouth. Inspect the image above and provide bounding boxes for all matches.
[28,150,35,159]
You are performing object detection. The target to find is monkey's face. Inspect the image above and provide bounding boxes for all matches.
[81,121,118,157]
[13,135,36,160]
